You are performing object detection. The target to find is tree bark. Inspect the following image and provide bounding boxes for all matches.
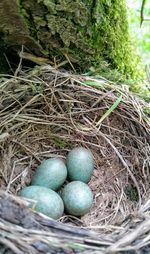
[0,0,141,79]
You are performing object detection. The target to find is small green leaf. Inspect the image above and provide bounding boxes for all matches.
[96,95,122,126]
[83,80,105,88]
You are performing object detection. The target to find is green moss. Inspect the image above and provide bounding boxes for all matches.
[125,186,139,202]
[91,0,146,80]
[144,107,150,116]
[129,81,150,102]
[49,135,72,149]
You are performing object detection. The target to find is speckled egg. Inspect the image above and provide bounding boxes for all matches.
[31,158,67,190]
[62,181,93,216]
[20,186,64,219]
[66,147,94,183]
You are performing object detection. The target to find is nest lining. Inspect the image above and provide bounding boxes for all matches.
[0,66,150,253]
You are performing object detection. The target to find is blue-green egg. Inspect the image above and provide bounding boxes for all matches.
[66,147,94,183]
[20,186,64,219]
[62,181,93,216]
[31,158,67,190]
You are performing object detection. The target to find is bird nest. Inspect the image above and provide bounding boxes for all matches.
[0,66,150,254]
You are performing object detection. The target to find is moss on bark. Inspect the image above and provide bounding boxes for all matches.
[0,0,146,92]
[16,0,142,79]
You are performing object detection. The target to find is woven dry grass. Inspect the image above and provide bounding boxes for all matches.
[0,65,150,253]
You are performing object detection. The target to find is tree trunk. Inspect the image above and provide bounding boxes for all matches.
[0,0,141,79]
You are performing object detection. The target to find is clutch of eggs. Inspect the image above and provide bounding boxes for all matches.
[19,147,94,218]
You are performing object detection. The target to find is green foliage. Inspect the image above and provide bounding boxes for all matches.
[127,0,150,66]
